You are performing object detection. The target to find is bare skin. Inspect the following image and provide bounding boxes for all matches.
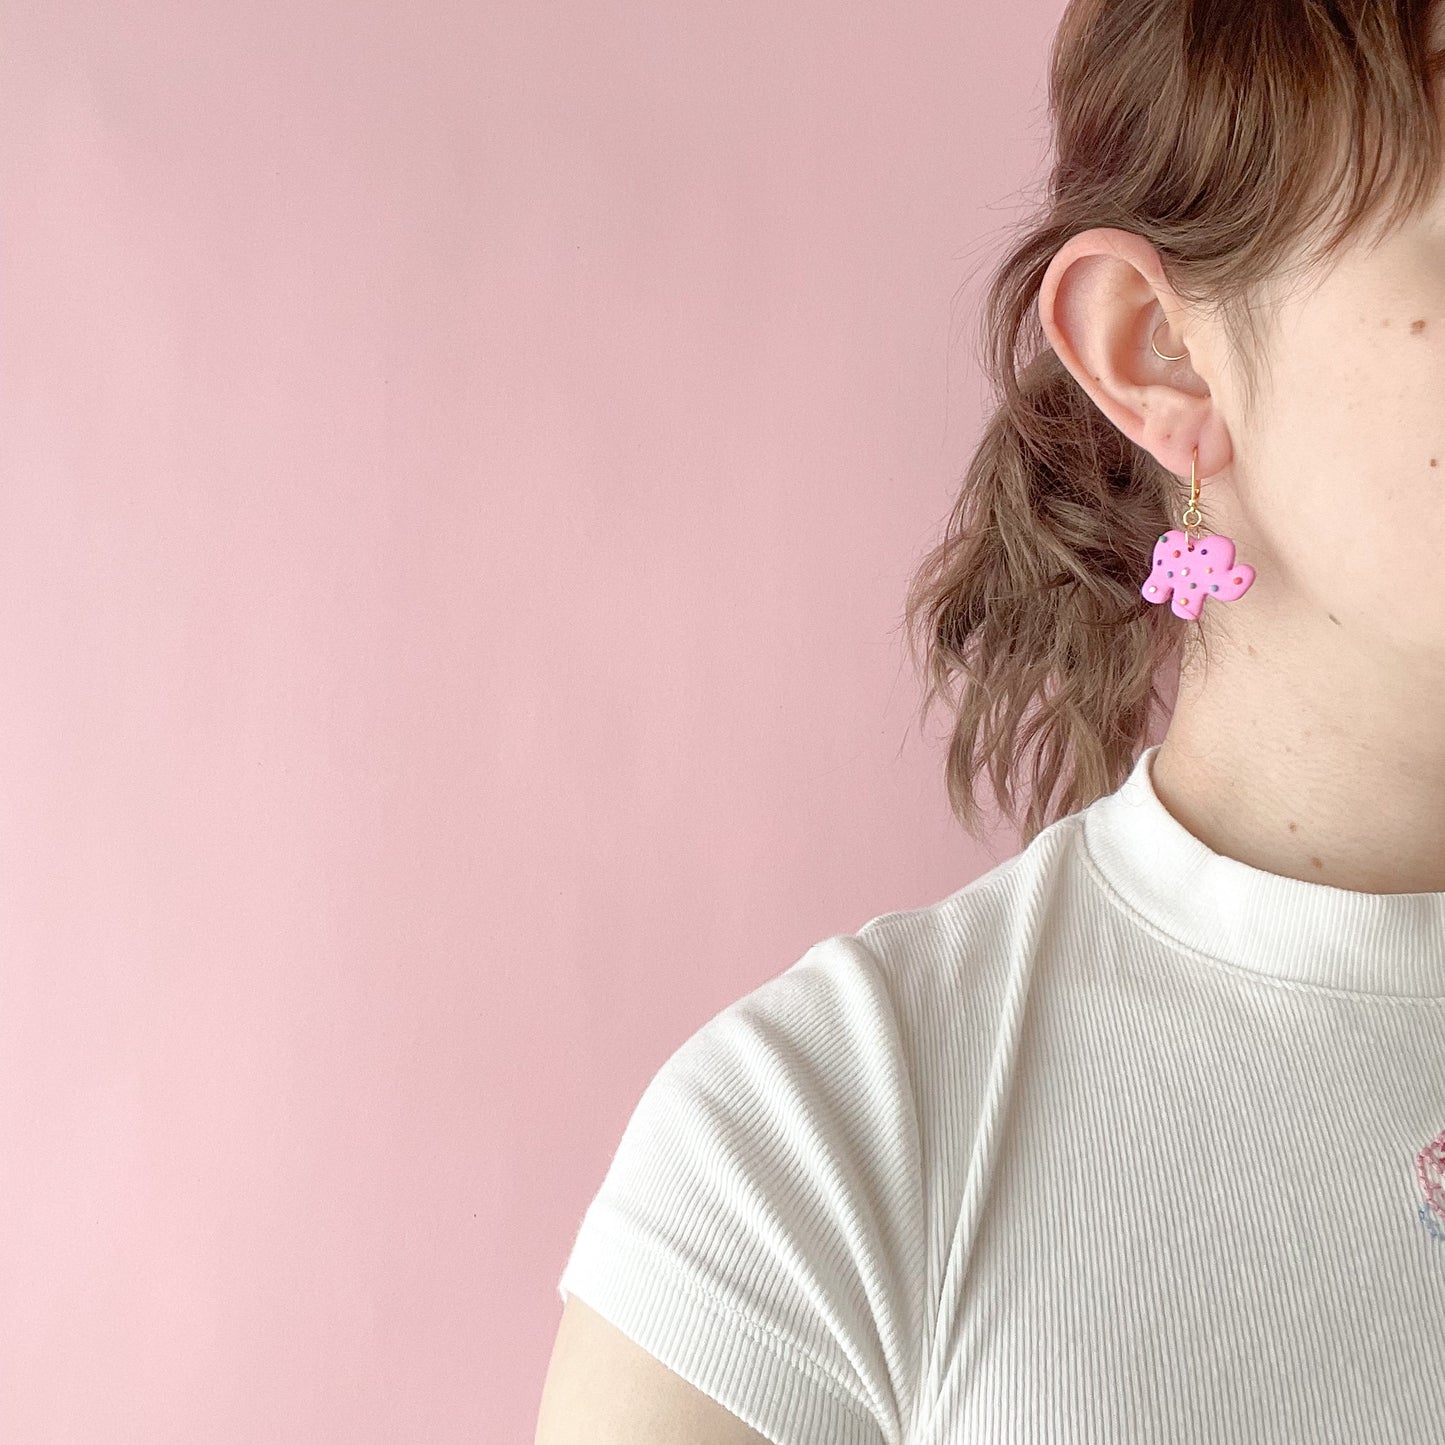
[535,1296,776,1444]
[1036,209,1445,902]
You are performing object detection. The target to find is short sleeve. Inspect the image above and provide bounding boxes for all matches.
[556,931,925,1445]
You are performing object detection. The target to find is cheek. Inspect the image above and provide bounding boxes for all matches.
[1290,469,1441,642]
[1231,292,1445,638]
[1265,319,1442,520]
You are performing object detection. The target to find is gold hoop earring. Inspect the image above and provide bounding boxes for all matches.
[1151,324,1186,362]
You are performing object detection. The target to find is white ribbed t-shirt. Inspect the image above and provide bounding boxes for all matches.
[556,743,1445,1444]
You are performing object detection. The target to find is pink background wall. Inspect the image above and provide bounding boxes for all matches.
[2,2,1066,1440]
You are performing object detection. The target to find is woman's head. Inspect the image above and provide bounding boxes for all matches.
[904,0,1445,849]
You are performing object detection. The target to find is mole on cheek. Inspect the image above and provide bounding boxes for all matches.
[1411,318,1428,333]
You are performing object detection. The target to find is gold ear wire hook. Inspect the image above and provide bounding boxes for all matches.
[1181,445,1202,549]
[1150,324,1200,548]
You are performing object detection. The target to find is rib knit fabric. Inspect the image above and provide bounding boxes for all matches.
[556,743,1445,1444]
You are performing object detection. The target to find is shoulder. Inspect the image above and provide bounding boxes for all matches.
[850,814,1083,1037]
[559,923,926,1443]
[555,819,1085,1445]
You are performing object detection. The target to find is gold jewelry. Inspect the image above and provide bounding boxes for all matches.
[1151,324,1186,362]
[1179,444,1203,539]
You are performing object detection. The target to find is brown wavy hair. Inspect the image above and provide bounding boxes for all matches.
[901,0,1445,848]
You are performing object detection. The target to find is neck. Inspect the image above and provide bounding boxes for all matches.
[1151,627,1445,896]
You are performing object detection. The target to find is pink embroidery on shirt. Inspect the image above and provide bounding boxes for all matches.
[1416,1127,1445,1220]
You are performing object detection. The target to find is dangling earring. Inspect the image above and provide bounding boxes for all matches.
[1140,326,1256,621]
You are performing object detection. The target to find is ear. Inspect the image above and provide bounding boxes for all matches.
[1036,226,1232,482]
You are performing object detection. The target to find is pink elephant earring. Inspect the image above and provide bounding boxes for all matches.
[1140,327,1255,621]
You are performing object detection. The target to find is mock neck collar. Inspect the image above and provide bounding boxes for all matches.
[1081,744,1445,999]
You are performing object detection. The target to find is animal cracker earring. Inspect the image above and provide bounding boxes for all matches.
[1139,325,1256,621]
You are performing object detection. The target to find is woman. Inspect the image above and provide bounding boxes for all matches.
[536,2,1445,1440]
